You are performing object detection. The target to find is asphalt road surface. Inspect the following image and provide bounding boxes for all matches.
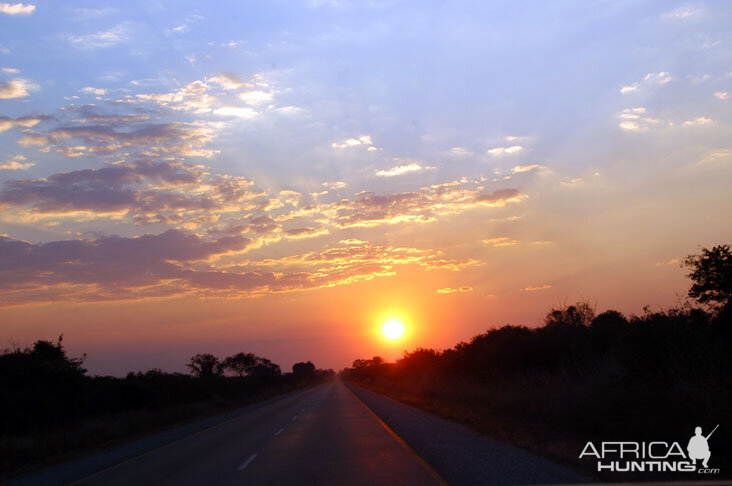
[16,381,589,485]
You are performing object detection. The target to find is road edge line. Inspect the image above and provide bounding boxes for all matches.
[344,382,449,486]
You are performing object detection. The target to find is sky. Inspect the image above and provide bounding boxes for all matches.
[1,0,731,375]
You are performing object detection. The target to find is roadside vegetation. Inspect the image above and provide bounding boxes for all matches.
[0,343,334,479]
[342,244,732,481]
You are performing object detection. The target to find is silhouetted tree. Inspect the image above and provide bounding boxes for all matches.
[590,310,628,351]
[248,357,281,380]
[292,361,316,380]
[684,244,732,312]
[186,353,223,377]
[30,335,87,374]
[223,352,257,377]
[545,301,595,328]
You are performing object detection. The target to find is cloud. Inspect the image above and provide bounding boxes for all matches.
[67,23,132,49]
[0,160,266,227]
[284,226,329,239]
[0,79,31,99]
[253,242,478,273]
[696,150,731,165]
[323,181,347,190]
[683,116,713,126]
[487,145,523,156]
[18,133,51,147]
[618,107,660,131]
[511,164,541,174]
[332,135,373,149]
[131,75,275,118]
[307,183,523,229]
[714,91,729,100]
[524,284,551,291]
[0,2,34,15]
[68,105,150,125]
[0,155,33,170]
[206,73,252,91]
[207,215,281,236]
[70,7,119,20]
[31,121,219,158]
[213,106,258,119]
[436,286,473,294]
[620,72,673,94]
[134,80,215,112]
[448,147,473,156]
[80,87,107,96]
[0,114,49,132]
[0,230,258,305]
[483,237,517,247]
[655,258,680,266]
[239,90,273,105]
[375,162,430,177]
[1,67,19,73]
[561,178,584,186]
[0,234,475,305]
[662,5,702,20]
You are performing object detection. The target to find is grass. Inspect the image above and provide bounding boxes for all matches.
[1,383,304,481]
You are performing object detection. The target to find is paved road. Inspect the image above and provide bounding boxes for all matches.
[16,381,589,485]
[68,382,437,486]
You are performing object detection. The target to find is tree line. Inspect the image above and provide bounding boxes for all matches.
[0,338,334,476]
[341,244,732,479]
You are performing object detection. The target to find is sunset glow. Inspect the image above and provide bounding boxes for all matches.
[0,2,730,376]
[381,319,406,341]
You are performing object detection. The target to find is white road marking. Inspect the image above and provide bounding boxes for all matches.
[238,454,257,471]
[275,428,285,436]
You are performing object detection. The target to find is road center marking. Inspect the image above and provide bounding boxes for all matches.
[238,454,257,471]
[275,428,285,436]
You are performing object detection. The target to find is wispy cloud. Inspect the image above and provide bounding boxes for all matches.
[332,135,374,150]
[661,4,703,20]
[483,237,517,247]
[67,23,132,49]
[524,284,551,291]
[487,145,523,156]
[448,146,473,157]
[283,226,329,239]
[655,258,680,266]
[511,164,540,174]
[79,86,107,96]
[375,162,431,177]
[683,116,713,126]
[323,181,347,190]
[436,286,473,294]
[714,91,729,100]
[620,72,673,94]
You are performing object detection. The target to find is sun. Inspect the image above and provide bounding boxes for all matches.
[381,318,405,340]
